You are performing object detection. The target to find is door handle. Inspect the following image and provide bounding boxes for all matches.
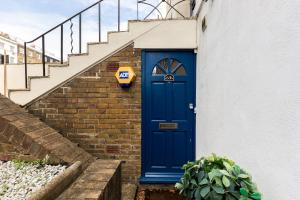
[189,103,194,110]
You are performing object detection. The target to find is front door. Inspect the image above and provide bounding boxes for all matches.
[141,50,196,183]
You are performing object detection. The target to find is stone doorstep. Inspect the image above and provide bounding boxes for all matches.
[121,184,138,200]
[138,184,176,191]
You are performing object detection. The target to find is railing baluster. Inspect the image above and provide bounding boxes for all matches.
[70,19,74,54]
[118,0,120,31]
[61,25,64,64]
[98,2,101,42]
[79,13,82,54]
[24,42,28,88]
[42,35,46,76]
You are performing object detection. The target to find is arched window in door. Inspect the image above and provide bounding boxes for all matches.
[152,58,186,76]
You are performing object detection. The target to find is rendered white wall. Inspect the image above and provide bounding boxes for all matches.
[195,1,300,200]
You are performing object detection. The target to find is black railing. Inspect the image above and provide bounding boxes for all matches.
[137,0,188,20]
[24,0,105,88]
[23,0,189,88]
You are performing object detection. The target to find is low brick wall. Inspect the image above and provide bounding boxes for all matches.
[0,95,124,199]
[0,94,94,168]
[101,161,122,200]
[0,134,36,161]
[27,45,142,183]
[57,160,122,200]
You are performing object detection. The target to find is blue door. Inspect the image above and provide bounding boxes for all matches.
[141,50,196,183]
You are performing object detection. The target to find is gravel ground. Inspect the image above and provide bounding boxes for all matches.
[0,160,66,200]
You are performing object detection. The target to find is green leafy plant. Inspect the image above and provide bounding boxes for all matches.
[12,155,50,169]
[175,154,262,200]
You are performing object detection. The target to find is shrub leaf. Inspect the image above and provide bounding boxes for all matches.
[250,192,261,200]
[240,188,249,197]
[222,176,230,187]
[212,185,225,194]
[238,174,249,179]
[194,188,201,200]
[220,170,231,177]
[199,178,209,185]
[200,186,210,197]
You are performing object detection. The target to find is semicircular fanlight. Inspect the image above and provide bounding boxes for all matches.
[152,58,186,76]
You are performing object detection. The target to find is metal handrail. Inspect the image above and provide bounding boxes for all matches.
[24,0,104,88]
[23,0,189,88]
[27,1,103,44]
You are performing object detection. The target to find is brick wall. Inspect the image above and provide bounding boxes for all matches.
[0,134,35,161]
[0,94,94,166]
[27,45,142,183]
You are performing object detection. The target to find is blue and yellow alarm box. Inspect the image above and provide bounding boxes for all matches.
[115,66,136,87]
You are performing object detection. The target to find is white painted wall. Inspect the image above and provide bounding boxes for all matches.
[195,1,300,199]
[0,64,45,96]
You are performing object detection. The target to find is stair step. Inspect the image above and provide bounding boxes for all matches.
[9,88,30,93]
[28,75,49,79]
[69,53,89,57]
[48,62,69,67]
[87,41,108,46]
[48,63,69,68]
